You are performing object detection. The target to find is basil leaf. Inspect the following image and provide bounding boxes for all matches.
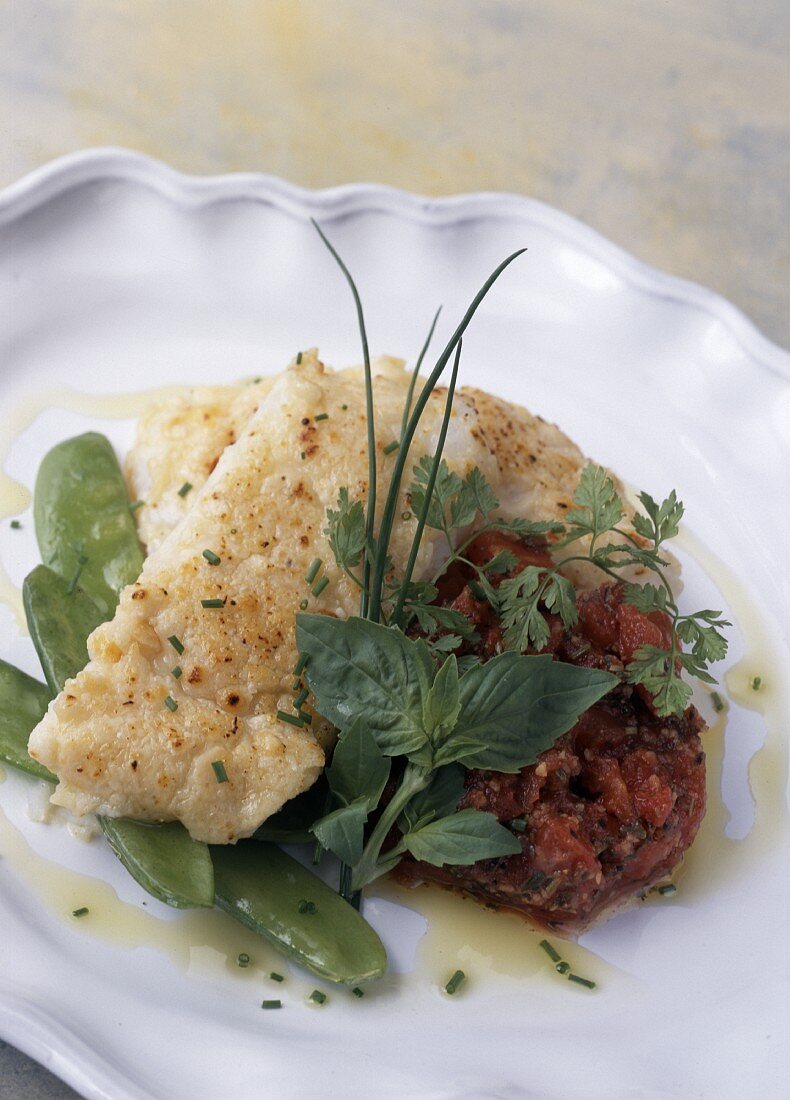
[310,799,369,865]
[328,717,390,810]
[456,652,617,772]
[296,614,433,756]
[422,654,461,740]
[406,763,466,821]
[403,809,521,866]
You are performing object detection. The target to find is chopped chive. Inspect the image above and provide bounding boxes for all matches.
[308,990,327,1005]
[299,598,309,610]
[305,557,322,584]
[711,691,725,712]
[751,676,762,691]
[314,412,329,422]
[351,987,365,998]
[296,351,303,364]
[300,451,306,460]
[269,972,285,983]
[293,654,309,676]
[202,549,221,566]
[311,576,330,598]
[298,899,317,915]
[297,710,312,725]
[539,939,561,963]
[401,511,411,521]
[171,666,183,679]
[201,598,226,608]
[129,500,144,513]
[168,634,185,655]
[509,817,527,833]
[276,710,304,728]
[10,519,22,529]
[555,961,571,975]
[237,953,250,968]
[164,695,178,712]
[230,527,237,534]
[261,1000,282,1010]
[444,970,466,995]
[383,440,399,454]
[212,760,229,783]
[657,883,677,896]
[177,481,193,498]
[71,906,89,918]
[294,688,309,709]
[567,973,596,990]
[341,403,348,410]
[291,677,302,691]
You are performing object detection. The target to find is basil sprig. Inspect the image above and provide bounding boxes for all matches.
[297,614,616,891]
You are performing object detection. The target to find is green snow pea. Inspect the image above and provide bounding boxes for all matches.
[212,842,387,985]
[34,432,144,617]
[23,565,105,695]
[0,658,55,781]
[100,819,214,909]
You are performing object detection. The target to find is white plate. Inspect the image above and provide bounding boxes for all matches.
[0,149,788,1100]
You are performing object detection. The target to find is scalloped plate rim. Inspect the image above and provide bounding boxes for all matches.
[1,147,787,378]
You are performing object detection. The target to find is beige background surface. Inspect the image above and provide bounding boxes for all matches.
[1,2,788,1097]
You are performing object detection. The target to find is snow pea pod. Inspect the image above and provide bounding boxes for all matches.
[101,819,214,909]
[34,432,144,617]
[23,565,105,695]
[0,658,55,782]
[212,843,387,985]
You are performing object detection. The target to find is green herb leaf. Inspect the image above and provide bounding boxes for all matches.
[403,809,521,866]
[456,652,618,772]
[562,463,624,543]
[622,582,670,614]
[409,456,462,530]
[633,489,684,548]
[310,799,369,865]
[625,645,692,715]
[498,566,550,652]
[422,654,461,741]
[449,467,500,528]
[325,488,366,573]
[402,763,466,828]
[296,614,433,756]
[327,717,391,810]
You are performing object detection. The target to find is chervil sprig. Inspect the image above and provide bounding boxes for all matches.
[491,464,730,716]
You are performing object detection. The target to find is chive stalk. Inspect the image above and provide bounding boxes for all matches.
[312,220,376,619]
[212,760,229,783]
[539,939,561,963]
[444,970,466,995]
[311,576,330,598]
[276,710,304,728]
[305,558,322,584]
